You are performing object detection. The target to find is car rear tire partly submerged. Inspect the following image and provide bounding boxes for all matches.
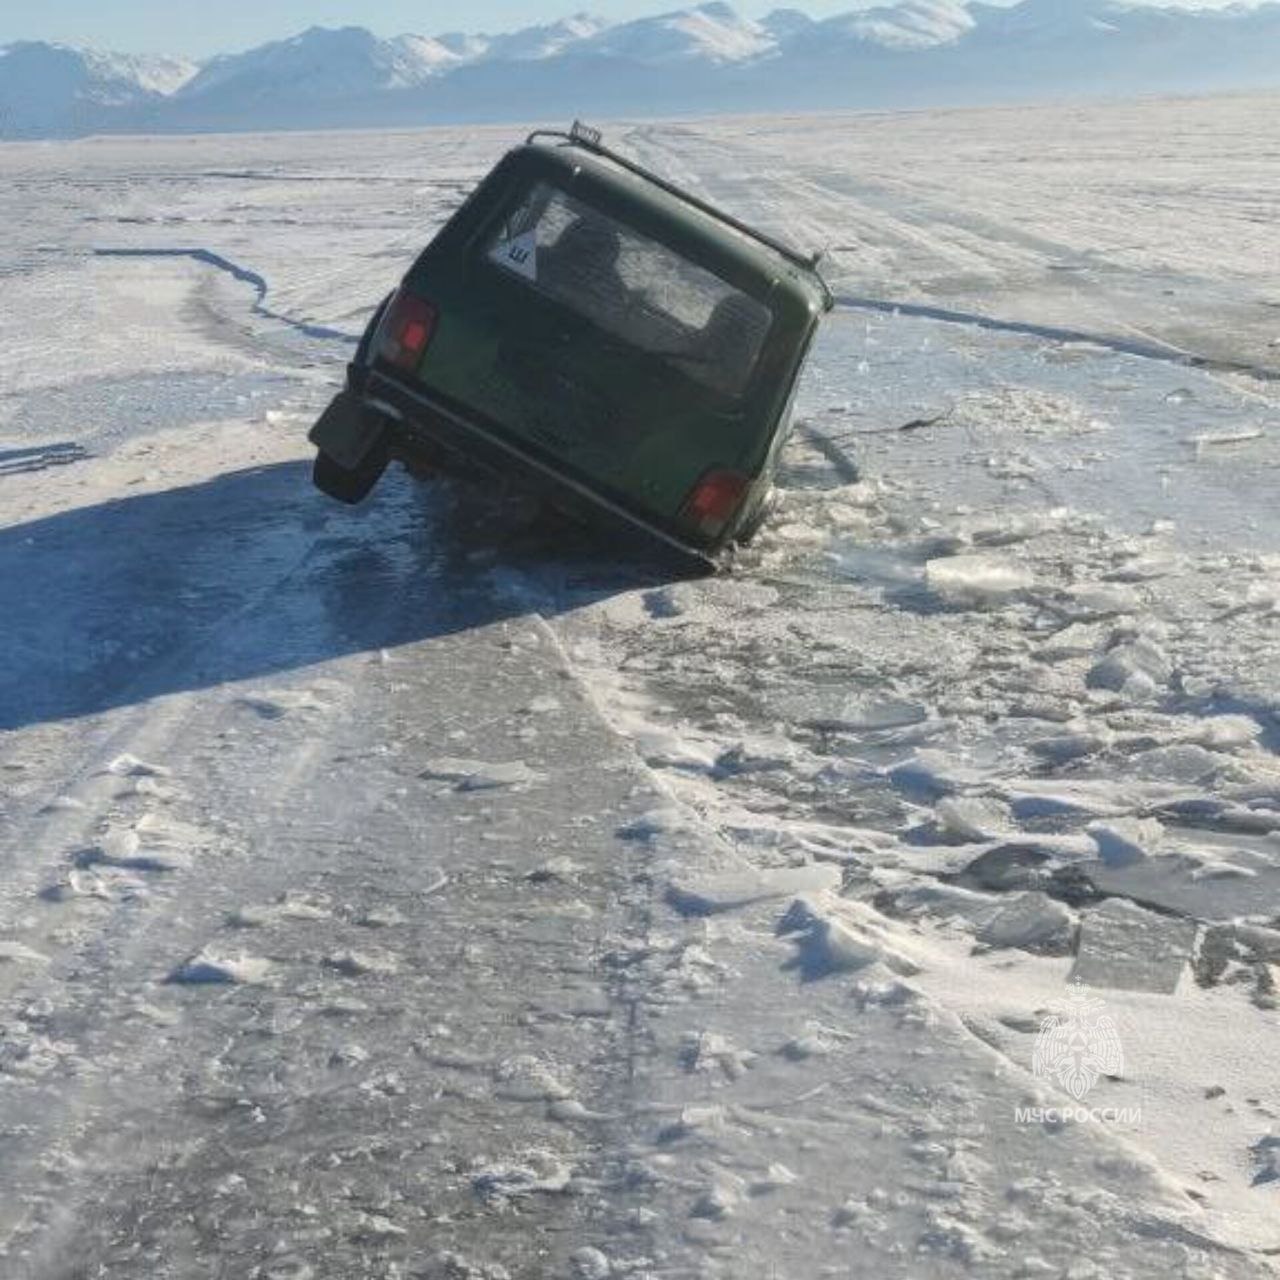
[313,444,389,505]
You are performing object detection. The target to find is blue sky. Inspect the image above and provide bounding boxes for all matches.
[0,0,1258,58]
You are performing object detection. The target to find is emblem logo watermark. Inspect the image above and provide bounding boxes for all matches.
[1015,983,1141,1125]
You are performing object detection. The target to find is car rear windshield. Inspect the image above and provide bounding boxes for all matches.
[484,182,772,398]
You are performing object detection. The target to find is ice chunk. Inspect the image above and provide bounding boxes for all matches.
[781,1027,837,1060]
[526,854,580,883]
[666,865,841,916]
[1130,743,1234,785]
[471,1150,572,1201]
[1102,555,1176,584]
[848,973,920,1010]
[934,795,1013,842]
[349,1213,406,1242]
[1189,427,1264,456]
[659,1103,729,1142]
[549,1099,611,1123]
[1156,796,1280,834]
[642,584,687,618]
[323,949,400,977]
[712,736,797,777]
[40,869,112,902]
[570,1247,612,1279]
[616,806,691,842]
[79,820,192,872]
[1087,635,1171,697]
[784,898,920,979]
[1087,817,1163,867]
[680,1030,757,1079]
[977,893,1076,955]
[1250,1136,1280,1187]
[236,687,331,718]
[632,730,718,772]
[96,826,140,862]
[1058,582,1139,619]
[925,554,1032,606]
[806,915,880,974]
[958,844,1051,893]
[493,1054,572,1101]
[876,880,1002,927]
[419,758,541,791]
[986,452,1038,480]
[1187,715,1263,751]
[1005,781,1133,821]
[356,906,406,927]
[42,795,85,813]
[229,893,331,927]
[1071,898,1196,994]
[806,694,930,732]
[889,751,984,799]
[1030,724,1113,764]
[692,1176,745,1220]
[104,754,172,779]
[329,1043,370,1067]
[523,695,561,715]
[1038,622,1106,662]
[750,1163,799,1195]
[169,948,270,985]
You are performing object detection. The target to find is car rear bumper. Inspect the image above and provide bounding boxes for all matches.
[358,366,733,565]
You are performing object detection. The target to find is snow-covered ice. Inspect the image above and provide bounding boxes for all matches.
[2,96,1280,1276]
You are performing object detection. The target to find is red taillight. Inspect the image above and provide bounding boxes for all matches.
[680,468,749,539]
[377,291,437,370]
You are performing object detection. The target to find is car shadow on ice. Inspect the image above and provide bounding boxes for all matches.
[0,461,676,731]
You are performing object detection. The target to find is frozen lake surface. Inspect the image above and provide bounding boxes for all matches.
[1,96,1279,1277]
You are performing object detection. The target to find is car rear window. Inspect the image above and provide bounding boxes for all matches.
[484,182,771,397]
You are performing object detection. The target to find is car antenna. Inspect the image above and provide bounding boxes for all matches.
[526,120,834,307]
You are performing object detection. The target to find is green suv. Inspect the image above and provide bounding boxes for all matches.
[309,122,832,562]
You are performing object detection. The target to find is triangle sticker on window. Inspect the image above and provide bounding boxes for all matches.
[489,229,538,282]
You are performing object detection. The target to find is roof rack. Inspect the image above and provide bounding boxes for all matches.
[526,121,833,306]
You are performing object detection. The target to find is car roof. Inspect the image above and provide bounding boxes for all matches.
[517,140,830,316]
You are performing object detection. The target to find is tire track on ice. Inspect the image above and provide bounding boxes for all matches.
[3,605,666,1278]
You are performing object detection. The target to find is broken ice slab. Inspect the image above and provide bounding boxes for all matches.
[1087,816,1164,868]
[1086,839,1280,921]
[1086,635,1173,698]
[1189,427,1266,457]
[1250,1135,1280,1186]
[888,751,987,800]
[1070,898,1197,995]
[925,552,1033,607]
[1002,779,1156,821]
[976,892,1076,955]
[767,688,931,733]
[666,865,841,917]
[418,757,542,790]
[168,948,271,986]
[934,795,1014,842]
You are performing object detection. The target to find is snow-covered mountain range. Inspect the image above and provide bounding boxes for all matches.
[2,0,1279,138]
[0,41,195,138]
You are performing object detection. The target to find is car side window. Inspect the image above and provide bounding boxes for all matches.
[485,182,771,397]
